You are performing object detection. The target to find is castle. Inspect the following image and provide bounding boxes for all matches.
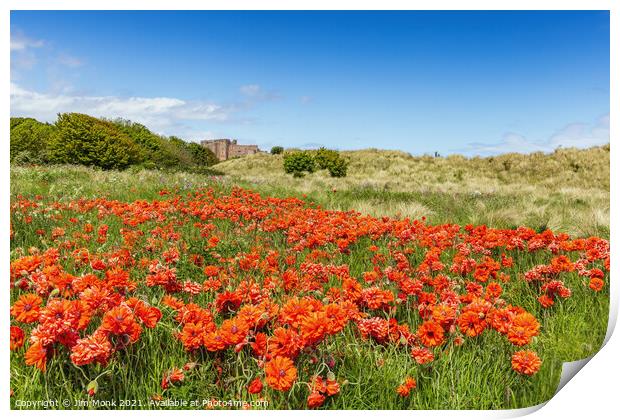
[200,139,260,161]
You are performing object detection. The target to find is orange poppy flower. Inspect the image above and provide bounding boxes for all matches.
[203,331,227,352]
[269,327,302,359]
[458,311,486,337]
[264,356,297,391]
[248,377,263,394]
[307,391,326,408]
[507,313,540,346]
[537,294,555,308]
[161,367,185,389]
[11,293,43,323]
[178,322,207,351]
[100,305,143,344]
[431,303,457,328]
[25,341,48,372]
[511,350,542,376]
[488,308,515,334]
[299,311,329,346]
[589,277,604,292]
[411,346,434,364]
[70,330,112,366]
[417,320,445,347]
[396,376,416,397]
[325,378,340,396]
[220,318,249,346]
[10,326,25,350]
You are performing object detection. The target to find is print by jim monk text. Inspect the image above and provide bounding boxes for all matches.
[13,398,269,409]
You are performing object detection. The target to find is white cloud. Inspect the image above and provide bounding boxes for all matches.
[10,32,44,51]
[10,83,234,139]
[461,114,610,156]
[10,32,44,72]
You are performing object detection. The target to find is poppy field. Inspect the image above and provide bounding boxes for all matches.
[9,166,610,410]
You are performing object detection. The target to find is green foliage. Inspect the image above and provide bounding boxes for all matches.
[10,113,220,172]
[10,117,57,164]
[313,147,349,177]
[314,147,340,170]
[283,151,315,175]
[270,146,284,155]
[110,121,218,169]
[49,113,142,170]
[111,119,181,168]
[327,156,348,177]
[186,141,219,166]
[282,148,348,178]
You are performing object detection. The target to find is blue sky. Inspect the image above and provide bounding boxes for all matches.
[10,11,609,155]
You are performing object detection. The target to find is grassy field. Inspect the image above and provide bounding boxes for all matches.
[9,162,609,410]
[214,145,610,239]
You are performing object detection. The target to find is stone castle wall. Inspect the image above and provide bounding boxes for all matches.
[200,139,260,161]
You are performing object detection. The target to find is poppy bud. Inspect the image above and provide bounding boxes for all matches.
[327,356,336,369]
[87,379,98,396]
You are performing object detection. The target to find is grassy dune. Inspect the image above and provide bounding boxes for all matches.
[214,146,610,238]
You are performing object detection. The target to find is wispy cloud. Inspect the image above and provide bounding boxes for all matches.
[10,32,44,72]
[300,95,313,104]
[459,114,610,156]
[10,32,44,51]
[57,53,84,68]
[10,83,234,139]
[239,84,280,102]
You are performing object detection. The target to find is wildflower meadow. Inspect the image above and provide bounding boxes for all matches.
[9,165,609,410]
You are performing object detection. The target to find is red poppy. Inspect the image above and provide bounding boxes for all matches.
[417,320,445,347]
[248,377,263,394]
[264,356,297,391]
[11,293,43,323]
[511,350,542,376]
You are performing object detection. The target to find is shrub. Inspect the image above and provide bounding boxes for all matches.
[271,146,284,155]
[283,151,315,175]
[327,156,348,177]
[314,147,340,170]
[313,147,349,177]
[49,113,142,170]
[10,117,56,164]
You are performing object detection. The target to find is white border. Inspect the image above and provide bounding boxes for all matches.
[2,2,616,419]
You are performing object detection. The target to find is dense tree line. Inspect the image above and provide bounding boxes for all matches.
[10,113,219,171]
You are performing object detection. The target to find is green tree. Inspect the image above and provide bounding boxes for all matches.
[271,146,284,155]
[111,119,180,168]
[50,113,141,170]
[10,117,57,164]
[186,142,219,166]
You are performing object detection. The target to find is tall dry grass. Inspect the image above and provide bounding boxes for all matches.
[214,145,610,238]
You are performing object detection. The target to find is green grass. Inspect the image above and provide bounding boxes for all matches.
[10,164,609,410]
[214,145,610,238]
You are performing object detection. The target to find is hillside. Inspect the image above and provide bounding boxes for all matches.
[214,145,610,238]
